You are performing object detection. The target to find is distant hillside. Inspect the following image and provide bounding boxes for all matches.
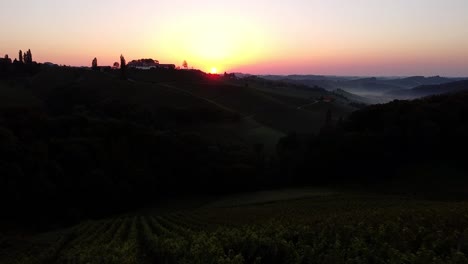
[390,75,457,88]
[329,76,465,95]
[253,74,466,98]
[387,80,468,99]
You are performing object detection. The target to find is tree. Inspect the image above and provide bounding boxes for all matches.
[113,62,120,69]
[92,57,98,70]
[24,49,32,64]
[24,50,28,64]
[120,54,127,80]
[19,50,23,63]
[182,60,188,69]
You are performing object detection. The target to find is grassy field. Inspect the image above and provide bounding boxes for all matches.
[4,191,468,264]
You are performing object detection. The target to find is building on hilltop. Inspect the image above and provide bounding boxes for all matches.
[127,59,159,69]
[127,58,175,70]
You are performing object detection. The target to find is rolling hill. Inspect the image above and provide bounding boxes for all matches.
[1,67,362,160]
[257,74,467,100]
[127,70,361,135]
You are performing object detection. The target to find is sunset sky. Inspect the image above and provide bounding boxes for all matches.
[1,0,467,76]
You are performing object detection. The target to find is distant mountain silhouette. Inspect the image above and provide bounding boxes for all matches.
[252,74,467,96]
[391,76,454,88]
[387,80,468,99]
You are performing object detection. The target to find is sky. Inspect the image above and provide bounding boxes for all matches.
[1,0,467,76]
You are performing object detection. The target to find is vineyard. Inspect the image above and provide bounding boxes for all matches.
[5,195,468,264]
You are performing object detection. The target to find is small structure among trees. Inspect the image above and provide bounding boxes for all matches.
[127,58,159,69]
[127,58,175,70]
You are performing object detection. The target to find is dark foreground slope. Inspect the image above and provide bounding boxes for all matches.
[0,66,361,229]
[0,68,254,228]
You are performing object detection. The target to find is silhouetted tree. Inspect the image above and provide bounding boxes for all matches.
[92,57,98,70]
[19,50,23,63]
[113,62,120,69]
[25,49,32,64]
[120,54,127,80]
[182,60,188,69]
[23,50,28,64]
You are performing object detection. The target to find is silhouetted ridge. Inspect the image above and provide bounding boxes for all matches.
[388,80,468,98]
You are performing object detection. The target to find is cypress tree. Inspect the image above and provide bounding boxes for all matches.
[92,57,98,70]
[27,49,32,63]
[120,54,127,80]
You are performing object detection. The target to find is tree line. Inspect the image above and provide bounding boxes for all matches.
[0,49,39,78]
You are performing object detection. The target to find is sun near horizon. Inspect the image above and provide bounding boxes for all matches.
[0,0,467,76]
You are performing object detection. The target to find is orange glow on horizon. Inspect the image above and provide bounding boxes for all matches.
[1,1,467,77]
